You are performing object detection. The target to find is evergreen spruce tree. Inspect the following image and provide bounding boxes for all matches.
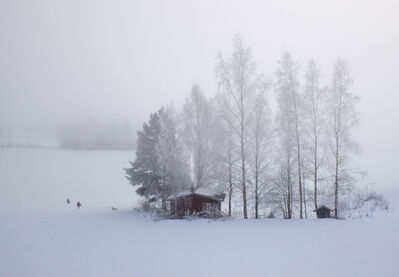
[124,111,162,201]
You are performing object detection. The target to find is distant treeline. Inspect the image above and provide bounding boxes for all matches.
[57,117,135,150]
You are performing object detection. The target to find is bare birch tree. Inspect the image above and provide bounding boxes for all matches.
[275,52,304,218]
[215,35,267,219]
[327,59,360,217]
[302,59,327,210]
[157,106,190,209]
[182,84,215,189]
[275,102,295,218]
[248,89,271,218]
[213,103,239,217]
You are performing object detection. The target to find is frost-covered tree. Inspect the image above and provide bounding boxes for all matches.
[327,59,360,217]
[214,96,239,217]
[215,35,268,219]
[275,52,304,218]
[125,106,189,209]
[248,89,271,218]
[157,106,191,209]
[274,108,295,219]
[302,59,327,210]
[124,111,162,200]
[272,160,294,219]
[181,84,215,189]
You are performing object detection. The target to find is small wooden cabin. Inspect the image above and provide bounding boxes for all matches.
[167,188,225,217]
[314,205,333,218]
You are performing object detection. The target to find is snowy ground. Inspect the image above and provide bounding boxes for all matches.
[0,148,137,215]
[1,148,398,277]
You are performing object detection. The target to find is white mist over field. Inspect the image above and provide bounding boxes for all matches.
[1,0,398,190]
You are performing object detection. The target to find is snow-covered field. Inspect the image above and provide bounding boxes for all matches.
[0,148,137,215]
[1,148,398,277]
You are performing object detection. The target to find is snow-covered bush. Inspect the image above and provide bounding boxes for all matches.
[339,186,389,218]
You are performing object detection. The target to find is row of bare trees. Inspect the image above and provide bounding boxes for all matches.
[128,35,360,219]
[180,35,360,219]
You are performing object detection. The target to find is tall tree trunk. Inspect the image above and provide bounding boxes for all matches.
[241,142,247,219]
[290,75,303,219]
[228,157,233,217]
[334,136,339,217]
[241,112,247,219]
[287,156,292,219]
[283,191,288,219]
[293,107,303,219]
[227,126,233,217]
[255,174,259,219]
[314,137,318,209]
[254,137,259,219]
[296,139,303,219]
[228,182,232,217]
[161,171,167,211]
[303,170,307,218]
[334,74,343,218]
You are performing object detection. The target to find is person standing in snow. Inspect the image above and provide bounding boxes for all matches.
[66,198,71,204]
[77,201,82,209]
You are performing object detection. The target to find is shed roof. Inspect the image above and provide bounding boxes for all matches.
[167,188,225,202]
[314,205,333,212]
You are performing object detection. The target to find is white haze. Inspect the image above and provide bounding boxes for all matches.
[0,0,398,190]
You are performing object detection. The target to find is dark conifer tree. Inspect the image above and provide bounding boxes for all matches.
[124,110,163,200]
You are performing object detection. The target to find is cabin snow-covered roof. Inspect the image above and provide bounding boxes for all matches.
[167,188,225,202]
[314,205,333,212]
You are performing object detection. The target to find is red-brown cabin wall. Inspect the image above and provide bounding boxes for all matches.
[171,195,221,215]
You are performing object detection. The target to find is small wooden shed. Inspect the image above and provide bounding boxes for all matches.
[167,188,225,217]
[314,205,333,218]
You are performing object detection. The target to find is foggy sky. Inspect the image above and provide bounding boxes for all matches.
[1,1,398,186]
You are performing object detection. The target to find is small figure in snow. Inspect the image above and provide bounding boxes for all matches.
[77,201,82,209]
[66,198,71,205]
[111,206,118,211]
